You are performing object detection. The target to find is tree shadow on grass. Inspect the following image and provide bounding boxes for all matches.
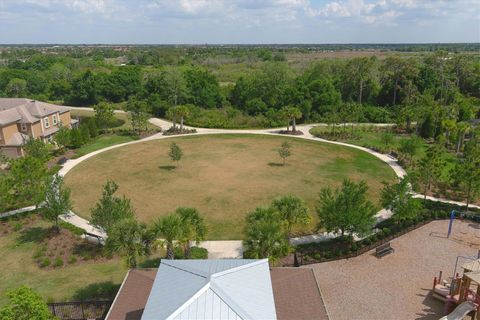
[72,281,120,301]
[16,227,49,244]
[268,162,285,167]
[159,165,176,171]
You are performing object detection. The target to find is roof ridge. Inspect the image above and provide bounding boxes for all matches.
[211,258,268,279]
[210,280,250,320]
[166,282,211,320]
[161,260,210,279]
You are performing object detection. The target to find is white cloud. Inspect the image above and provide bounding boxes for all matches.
[0,0,478,43]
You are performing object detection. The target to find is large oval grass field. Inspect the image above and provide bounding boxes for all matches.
[64,134,396,239]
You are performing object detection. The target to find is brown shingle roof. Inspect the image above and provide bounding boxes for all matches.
[0,98,69,125]
[0,108,22,126]
[270,268,329,320]
[106,267,329,320]
[106,269,157,320]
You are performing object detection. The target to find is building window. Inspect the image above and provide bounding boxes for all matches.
[20,123,27,132]
[44,117,50,128]
[53,114,58,125]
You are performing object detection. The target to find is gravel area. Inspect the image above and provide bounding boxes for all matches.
[311,220,480,320]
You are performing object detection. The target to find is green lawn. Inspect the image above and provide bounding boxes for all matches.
[0,218,126,305]
[65,134,396,239]
[73,134,138,158]
[69,108,158,131]
[309,126,458,181]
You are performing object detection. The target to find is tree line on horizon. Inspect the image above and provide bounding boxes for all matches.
[0,48,478,129]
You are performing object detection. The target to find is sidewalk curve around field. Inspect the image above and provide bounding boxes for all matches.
[3,116,478,251]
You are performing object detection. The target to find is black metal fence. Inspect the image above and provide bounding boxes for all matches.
[48,300,113,320]
[291,220,432,267]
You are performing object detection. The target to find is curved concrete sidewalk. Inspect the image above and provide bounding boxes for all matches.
[4,117,478,250]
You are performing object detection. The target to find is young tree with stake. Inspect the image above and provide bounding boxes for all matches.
[278,141,291,166]
[169,142,183,167]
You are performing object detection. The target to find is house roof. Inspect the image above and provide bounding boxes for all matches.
[0,98,69,125]
[0,108,22,126]
[5,132,30,146]
[142,259,277,320]
[270,268,328,320]
[106,269,157,320]
[107,265,329,320]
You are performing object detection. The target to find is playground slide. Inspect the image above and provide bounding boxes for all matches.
[439,301,477,320]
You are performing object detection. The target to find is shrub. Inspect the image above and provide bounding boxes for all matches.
[382,227,391,236]
[313,253,321,260]
[39,257,51,268]
[32,248,44,260]
[13,222,22,231]
[173,246,184,259]
[54,257,64,268]
[323,251,332,259]
[376,230,384,239]
[189,247,208,259]
[350,243,358,252]
[68,256,77,264]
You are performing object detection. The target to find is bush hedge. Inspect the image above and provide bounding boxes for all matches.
[294,200,480,265]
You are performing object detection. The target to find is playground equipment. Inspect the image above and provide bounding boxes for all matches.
[433,258,480,319]
[440,301,477,320]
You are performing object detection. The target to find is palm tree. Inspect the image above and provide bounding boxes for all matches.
[281,106,302,132]
[153,213,184,259]
[442,119,456,148]
[243,207,290,265]
[105,218,148,268]
[271,195,310,239]
[176,207,207,258]
[175,106,190,132]
[456,122,470,153]
[166,107,177,131]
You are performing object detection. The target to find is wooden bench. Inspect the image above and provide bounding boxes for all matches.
[375,242,394,258]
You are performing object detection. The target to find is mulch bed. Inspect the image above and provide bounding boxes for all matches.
[1,213,110,269]
[277,130,304,136]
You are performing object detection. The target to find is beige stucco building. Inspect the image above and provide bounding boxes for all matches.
[0,98,77,158]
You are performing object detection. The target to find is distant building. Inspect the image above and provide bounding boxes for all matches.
[106,259,329,320]
[0,98,78,158]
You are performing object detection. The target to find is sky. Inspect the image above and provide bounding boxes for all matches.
[0,0,479,44]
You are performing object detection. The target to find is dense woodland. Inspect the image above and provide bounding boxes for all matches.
[0,44,478,129]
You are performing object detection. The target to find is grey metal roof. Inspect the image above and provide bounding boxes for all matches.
[141,259,277,320]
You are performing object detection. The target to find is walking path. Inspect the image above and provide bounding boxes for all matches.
[3,116,479,253]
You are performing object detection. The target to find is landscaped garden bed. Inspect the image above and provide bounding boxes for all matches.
[162,127,197,136]
[0,211,129,305]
